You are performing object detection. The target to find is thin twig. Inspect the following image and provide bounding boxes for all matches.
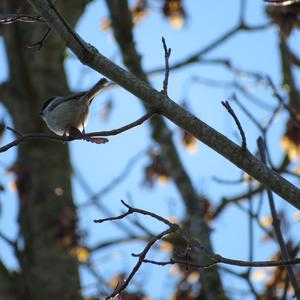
[212,175,244,185]
[94,201,300,268]
[141,258,217,269]
[0,14,43,24]
[239,0,247,25]
[161,37,171,95]
[142,256,300,268]
[0,231,16,248]
[6,126,23,137]
[221,100,247,150]
[106,229,172,299]
[0,112,156,153]
[265,75,300,128]
[73,166,137,236]
[86,111,156,137]
[27,27,51,50]
[93,200,300,299]
[257,137,300,299]
[231,94,264,132]
[80,147,148,208]
[147,23,271,75]
[93,209,133,223]
[93,200,300,297]
[212,185,264,218]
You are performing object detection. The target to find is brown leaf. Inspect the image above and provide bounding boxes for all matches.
[132,0,148,25]
[162,0,186,29]
[281,116,300,160]
[266,2,300,37]
[144,150,169,186]
[181,131,198,154]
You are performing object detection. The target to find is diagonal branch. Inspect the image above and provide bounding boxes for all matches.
[26,0,300,209]
[258,137,300,299]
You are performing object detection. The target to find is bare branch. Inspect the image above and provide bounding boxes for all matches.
[161,37,171,95]
[93,201,300,297]
[80,147,148,208]
[27,27,51,50]
[27,0,300,209]
[86,111,156,137]
[106,229,172,299]
[265,75,300,127]
[221,100,247,150]
[0,13,43,24]
[0,112,156,153]
[142,256,300,269]
[148,23,271,75]
[257,137,300,299]
[212,185,264,218]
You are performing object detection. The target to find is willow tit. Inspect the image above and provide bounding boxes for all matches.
[41,78,109,136]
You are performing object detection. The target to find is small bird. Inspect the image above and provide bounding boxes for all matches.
[41,78,109,136]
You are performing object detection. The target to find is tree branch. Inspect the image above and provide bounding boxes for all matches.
[0,112,155,152]
[258,137,300,299]
[94,201,300,298]
[0,13,43,24]
[27,0,300,209]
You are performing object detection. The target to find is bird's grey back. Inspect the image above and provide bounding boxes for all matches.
[42,92,86,112]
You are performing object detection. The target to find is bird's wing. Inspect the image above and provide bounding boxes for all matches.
[47,92,86,111]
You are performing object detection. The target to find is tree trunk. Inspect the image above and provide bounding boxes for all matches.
[0,1,88,299]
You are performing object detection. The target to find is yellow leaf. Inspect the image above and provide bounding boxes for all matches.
[260,215,273,228]
[70,247,90,262]
[251,269,266,282]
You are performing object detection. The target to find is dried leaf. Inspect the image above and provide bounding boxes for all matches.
[266,2,300,37]
[281,119,300,159]
[162,0,186,29]
[108,273,126,289]
[252,269,267,282]
[186,271,200,284]
[132,0,148,25]
[260,215,273,229]
[101,18,111,31]
[160,241,173,252]
[70,246,90,262]
[144,150,169,187]
[293,210,300,221]
[181,131,198,154]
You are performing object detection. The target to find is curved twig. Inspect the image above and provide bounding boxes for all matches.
[0,111,156,153]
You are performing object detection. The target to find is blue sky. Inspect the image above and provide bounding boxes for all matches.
[1,1,300,299]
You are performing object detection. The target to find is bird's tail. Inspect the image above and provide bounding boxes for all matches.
[84,78,109,104]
